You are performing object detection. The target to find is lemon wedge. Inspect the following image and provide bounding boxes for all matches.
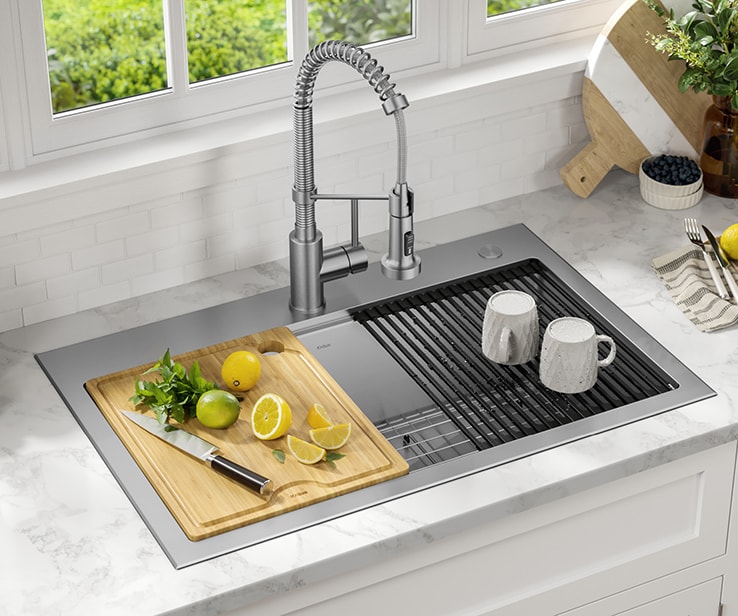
[287,434,325,464]
[309,422,352,450]
[306,402,333,429]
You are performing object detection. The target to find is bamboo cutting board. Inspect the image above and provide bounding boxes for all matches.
[85,327,409,541]
[560,0,711,197]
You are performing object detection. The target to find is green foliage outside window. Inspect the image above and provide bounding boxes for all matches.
[43,0,412,114]
[487,0,562,17]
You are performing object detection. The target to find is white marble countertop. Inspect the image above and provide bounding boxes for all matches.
[3,170,738,615]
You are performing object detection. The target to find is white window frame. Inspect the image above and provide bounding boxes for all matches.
[465,0,624,60]
[0,0,621,177]
[11,0,441,161]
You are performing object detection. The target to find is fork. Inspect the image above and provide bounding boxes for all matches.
[685,217,729,299]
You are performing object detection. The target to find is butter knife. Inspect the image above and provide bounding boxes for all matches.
[702,225,738,301]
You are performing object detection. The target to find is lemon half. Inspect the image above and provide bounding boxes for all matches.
[251,393,291,440]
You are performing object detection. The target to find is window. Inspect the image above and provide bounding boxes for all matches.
[467,0,624,58]
[1,0,614,169]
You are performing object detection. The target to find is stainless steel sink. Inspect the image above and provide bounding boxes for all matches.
[36,224,713,568]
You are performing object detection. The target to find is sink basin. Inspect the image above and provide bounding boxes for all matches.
[36,224,713,568]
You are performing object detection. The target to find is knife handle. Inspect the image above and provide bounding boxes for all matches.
[702,249,729,298]
[722,265,738,302]
[209,455,272,497]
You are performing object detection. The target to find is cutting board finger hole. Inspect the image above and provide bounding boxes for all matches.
[258,340,285,355]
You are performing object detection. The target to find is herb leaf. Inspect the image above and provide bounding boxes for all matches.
[272,449,286,464]
[129,349,219,424]
[324,451,345,469]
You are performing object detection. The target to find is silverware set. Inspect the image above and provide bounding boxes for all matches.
[684,217,738,301]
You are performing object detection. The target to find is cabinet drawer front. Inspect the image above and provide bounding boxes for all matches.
[615,578,722,616]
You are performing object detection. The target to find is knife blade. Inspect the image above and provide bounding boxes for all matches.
[121,411,272,497]
[702,225,738,301]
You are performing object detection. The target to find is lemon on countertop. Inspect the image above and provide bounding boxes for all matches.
[720,224,738,260]
[221,350,261,391]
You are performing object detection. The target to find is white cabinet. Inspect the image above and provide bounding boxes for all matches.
[614,579,722,616]
[246,442,737,616]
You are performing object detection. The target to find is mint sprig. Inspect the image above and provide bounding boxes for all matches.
[129,349,218,424]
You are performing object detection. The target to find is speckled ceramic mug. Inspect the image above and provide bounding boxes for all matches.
[482,290,538,365]
[539,317,616,393]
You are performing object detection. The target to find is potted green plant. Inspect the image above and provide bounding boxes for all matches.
[646,0,738,196]
[646,0,738,107]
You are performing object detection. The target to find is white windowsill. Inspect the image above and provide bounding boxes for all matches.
[0,36,592,213]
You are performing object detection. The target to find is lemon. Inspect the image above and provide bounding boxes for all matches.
[196,389,241,429]
[221,350,261,391]
[309,422,352,450]
[719,223,738,260]
[251,393,292,440]
[306,402,333,429]
[287,434,326,464]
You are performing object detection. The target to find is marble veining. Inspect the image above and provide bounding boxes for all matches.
[3,170,738,615]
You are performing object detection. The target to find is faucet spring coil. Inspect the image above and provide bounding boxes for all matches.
[294,40,398,108]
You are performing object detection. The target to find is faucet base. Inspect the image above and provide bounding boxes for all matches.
[289,230,325,315]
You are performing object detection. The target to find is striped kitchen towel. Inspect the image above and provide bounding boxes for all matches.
[652,245,738,332]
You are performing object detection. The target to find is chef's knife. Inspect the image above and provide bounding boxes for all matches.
[121,410,272,496]
[702,225,738,302]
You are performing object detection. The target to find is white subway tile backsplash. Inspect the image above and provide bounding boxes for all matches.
[72,240,126,271]
[96,211,151,243]
[0,308,22,332]
[40,225,96,256]
[154,240,207,271]
[0,73,586,333]
[185,254,236,283]
[15,253,70,285]
[23,295,77,326]
[78,281,131,311]
[47,268,100,299]
[0,237,40,266]
[0,281,46,311]
[101,254,154,285]
[0,266,13,289]
[126,227,180,257]
[150,196,204,229]
[131,268,184,297]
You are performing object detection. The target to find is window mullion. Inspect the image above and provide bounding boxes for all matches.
[288,0,309,67]
[163,0,188,94]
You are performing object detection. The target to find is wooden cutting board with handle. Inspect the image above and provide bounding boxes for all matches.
[560,0,711,197]
[85,327,409,541]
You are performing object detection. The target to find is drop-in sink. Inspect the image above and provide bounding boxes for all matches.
[36,224,713,568]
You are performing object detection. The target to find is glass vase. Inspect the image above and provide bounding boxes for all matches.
[700,95,738,198]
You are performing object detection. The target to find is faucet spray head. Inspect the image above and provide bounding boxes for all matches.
[381,182,421,281]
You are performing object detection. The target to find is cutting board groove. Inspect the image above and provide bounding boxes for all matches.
[85,327,409,541]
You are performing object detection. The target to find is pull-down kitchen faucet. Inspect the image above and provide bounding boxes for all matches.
[289,40,421,315]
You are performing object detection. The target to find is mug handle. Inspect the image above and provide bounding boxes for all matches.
[596,335,616,367]
[498,326,513,363]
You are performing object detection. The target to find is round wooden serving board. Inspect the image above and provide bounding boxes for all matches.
[560,0,711,197]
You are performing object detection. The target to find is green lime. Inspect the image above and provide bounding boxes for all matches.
[196,389,241,429]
